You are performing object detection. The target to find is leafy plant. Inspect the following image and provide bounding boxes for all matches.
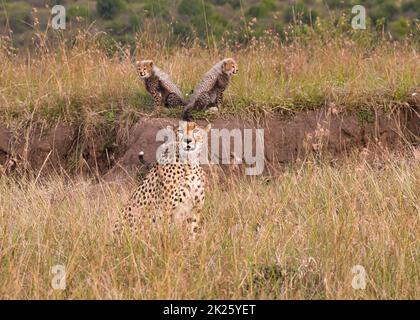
[96,0,126,20]
[67,5,90,18]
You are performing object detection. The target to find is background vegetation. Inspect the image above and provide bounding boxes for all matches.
[1,0,419,47]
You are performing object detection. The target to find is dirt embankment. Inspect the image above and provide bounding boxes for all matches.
[0,105,419,179]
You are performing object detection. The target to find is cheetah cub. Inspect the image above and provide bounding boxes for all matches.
[136,60,186,109]
[113,121,211,240]
[182,58,238,120]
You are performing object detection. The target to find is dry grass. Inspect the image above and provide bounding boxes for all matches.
[0,157,418,299]
[0,30,419,128]
[0,25,419,300]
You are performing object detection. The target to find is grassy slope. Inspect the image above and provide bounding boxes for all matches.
[0,30,419,128]
[0,158,418,299]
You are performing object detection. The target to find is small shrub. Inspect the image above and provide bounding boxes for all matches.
[173,20,192,40]
[247,0,277,18]
[96,0,126,20]
[390,17,411,39]
[144,0,169,18]
[128,14,143,31]
[284,2,318,25]
[368,1,399,25]
[67,5,90,18]
[178,0,203,16]
[211,0,240,9]
[1,2,31,33]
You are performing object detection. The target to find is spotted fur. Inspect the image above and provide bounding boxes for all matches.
[113,121,211,240]
[182,58,238,120]
[136,60,186,108]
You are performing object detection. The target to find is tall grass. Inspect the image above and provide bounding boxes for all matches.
[0,157,418,299]
[0,25,419,129]
[1,9,419,301]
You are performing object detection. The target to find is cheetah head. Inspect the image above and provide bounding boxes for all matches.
[177,121,211,160]
[136,60,154,79]
[222,58,238,76]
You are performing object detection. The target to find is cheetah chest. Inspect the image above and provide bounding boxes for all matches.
[184,166,205,207]
[163,164,205,213]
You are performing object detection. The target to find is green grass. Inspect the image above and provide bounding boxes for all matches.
[0,28,419,129]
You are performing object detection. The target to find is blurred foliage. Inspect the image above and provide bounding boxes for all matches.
[0,0,419,47]
[390,17,412,39]
[178,0,203,16]
[1,1,31,33]
[144,0,170,18]
[211,0,240,9]
[128,14,143,31]
[96,0,126,19]
[177,0,231,40]
[367,0,399,23]
[67,5,90,18]
[283,2,318,25]
[247,0,277,18]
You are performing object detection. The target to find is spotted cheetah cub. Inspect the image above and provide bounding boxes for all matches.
[136,60,186,109]
[113,121,211,240]
[182,58,238,120]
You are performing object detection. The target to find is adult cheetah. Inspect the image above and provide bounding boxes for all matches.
[113,121,211,240]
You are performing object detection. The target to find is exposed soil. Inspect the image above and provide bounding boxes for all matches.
[0,104,418,180]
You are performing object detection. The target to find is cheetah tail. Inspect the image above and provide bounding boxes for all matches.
[138,151,152,169]
[181,104,193,121]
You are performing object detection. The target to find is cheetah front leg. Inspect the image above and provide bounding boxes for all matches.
[112,206,141,245]
[187,212,201,240]
[187,183,206,240]
[151,91,162,109]
[216,91,223,109]
[207,92,223,114]
[168,187,201,240]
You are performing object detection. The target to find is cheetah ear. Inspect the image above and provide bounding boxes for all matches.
[148,60,154,68]
[135,60,140,66]
[166,125,174,132]
[222,60,227,71]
